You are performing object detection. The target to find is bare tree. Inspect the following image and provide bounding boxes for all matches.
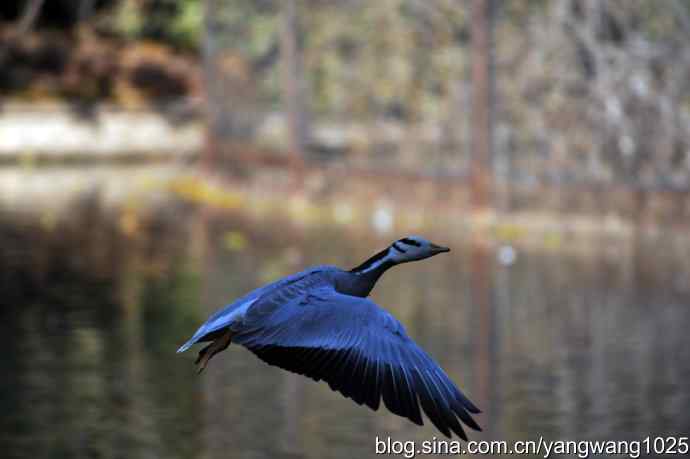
[470,0,495,210]
[280,0,310,156]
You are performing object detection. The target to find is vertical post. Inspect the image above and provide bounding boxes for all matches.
[470,0,494,211]
[201,0,220,175]
[280,0,309,157]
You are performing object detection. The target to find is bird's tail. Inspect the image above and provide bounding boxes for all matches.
[177,339,196,354]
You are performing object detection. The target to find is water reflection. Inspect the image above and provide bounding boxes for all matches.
[1,201,689,458]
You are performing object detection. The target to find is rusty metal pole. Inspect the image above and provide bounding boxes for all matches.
[470,0,494,211]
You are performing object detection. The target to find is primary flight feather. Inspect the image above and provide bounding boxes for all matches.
[177,236,481,439]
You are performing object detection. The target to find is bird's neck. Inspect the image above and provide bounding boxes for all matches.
[345,247,398,297]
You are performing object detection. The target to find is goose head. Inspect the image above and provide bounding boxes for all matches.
[388,236,450,263]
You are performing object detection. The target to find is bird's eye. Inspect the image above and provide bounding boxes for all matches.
[399,238,421,247]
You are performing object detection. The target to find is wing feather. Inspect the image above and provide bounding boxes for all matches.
[177,267,332,353]
[232,285,480,438]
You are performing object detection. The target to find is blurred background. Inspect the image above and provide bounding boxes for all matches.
[1,1,690,458]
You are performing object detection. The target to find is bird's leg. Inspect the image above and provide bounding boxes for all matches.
[194,343,212,364]
[195,329,234,374]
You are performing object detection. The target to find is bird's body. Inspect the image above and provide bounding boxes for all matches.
[178,236,481,439]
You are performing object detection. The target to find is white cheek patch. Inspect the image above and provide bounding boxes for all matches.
[388,249,406,263]
[391,242,426,262]
[392,245,429,262]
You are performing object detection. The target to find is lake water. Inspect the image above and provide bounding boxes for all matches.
[2,199,689,459]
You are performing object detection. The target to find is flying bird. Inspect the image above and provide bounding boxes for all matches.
[177,236,481,439]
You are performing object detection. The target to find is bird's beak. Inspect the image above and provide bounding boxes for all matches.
[430,243,450,254]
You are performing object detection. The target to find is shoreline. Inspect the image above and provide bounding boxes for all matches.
[2,163,687,260]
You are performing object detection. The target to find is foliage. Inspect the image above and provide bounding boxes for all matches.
[200,0,690,186]
[112,0,203,50]
[4,0,690,187]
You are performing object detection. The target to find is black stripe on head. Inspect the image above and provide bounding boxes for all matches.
[391,242,407,253]
[400,238,421,247]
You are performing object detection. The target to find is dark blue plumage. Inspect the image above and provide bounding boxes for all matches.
[178,236,481,439]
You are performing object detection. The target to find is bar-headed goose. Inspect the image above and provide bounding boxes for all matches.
[178,236,480,439]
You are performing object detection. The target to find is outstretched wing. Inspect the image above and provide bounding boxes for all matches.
[232,285,481,439]
[177,267,330,353]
